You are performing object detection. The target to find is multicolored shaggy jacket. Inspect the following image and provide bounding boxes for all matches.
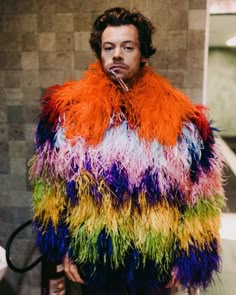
[29,61,225,289]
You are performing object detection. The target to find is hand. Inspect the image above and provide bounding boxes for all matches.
[63,255,85,284]
[165,266,180,288]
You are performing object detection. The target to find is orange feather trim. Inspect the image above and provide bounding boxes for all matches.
[48,61,198,146]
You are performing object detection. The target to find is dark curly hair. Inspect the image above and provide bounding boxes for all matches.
[89,7,156,62]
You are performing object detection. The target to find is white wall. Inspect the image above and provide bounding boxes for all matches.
[207,48,236,136]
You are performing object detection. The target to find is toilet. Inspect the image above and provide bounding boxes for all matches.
[0,246,7,282]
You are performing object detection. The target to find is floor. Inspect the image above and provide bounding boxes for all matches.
[201,137,236,295]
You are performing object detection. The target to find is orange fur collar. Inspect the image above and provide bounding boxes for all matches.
[49,61,197,146]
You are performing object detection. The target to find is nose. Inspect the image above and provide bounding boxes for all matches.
[113,47,123,60]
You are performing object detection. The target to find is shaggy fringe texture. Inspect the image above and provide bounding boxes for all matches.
[29,61,225,289]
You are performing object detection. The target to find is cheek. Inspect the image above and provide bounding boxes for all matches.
[101,55,108,68]
[102,54,114,67]
[130,57,142,72]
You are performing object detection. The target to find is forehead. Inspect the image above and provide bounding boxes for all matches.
[101,25,139,44]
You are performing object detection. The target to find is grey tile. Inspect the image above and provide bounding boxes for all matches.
[55,13,74,32]
[4,72,21,88]
[0,123,8,142]
[7,106,24,124]
[10,158,27,175]
[0,107,7,122]
[22,87,41,106]
[73,12,93,31]
[37,14,56,32]
[22,33,38,51]
[2,14,21,33]
[8,124,25,141]
[188,30,205,50]
[4,51,22,70]
[189,0,207,10]
[167,50,187,69]
[0,51,6,69]
[0,174,10,191]
[170,0,188,10]
[56,51,74,71]
[0,207,32,224]
[20,14,37,33]
[56,0,75,13]
[168,10,188,31]
[36,0,56,13]
[0,33,21,51]
[74,50,95,70]
[0,154,10,173]
[10,191,32,207]
[23,105,40,124]
[21,52,39,70]
[56,32,74,51]
[20,70,40,88]
[9,140,26,158]
[2,0,37,13]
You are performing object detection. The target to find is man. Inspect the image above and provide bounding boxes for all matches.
[29,7,225,295]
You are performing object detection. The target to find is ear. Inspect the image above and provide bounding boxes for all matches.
[141,56,148,63]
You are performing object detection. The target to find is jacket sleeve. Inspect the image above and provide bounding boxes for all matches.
[29,86,70,263]
[172,105,225,288]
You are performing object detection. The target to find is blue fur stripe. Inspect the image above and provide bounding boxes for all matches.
[166,181,186,207]
[71,250,171,289]
[124,249,140,287]
[139,168,161,205]
[36,117,57,150]
[33,219,69,263]
[189,143,201,183]
[66,180,78,206]
[69,235,220,289]
[199,133,215,173]
[96,229,113,258]
[173,238,220,289]
[188,124,215,183]
[102,162,131,206]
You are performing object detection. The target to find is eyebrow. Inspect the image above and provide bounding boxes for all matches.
[102,40,138,46]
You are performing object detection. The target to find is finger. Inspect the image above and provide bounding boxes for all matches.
[63,255,85,284]
[68,262,84,283]
[67,262,85,284]
[63,255,74,281]
[166,278,180,288]
[172,267,180,288]
[165,276,175,288]
[165,267,180,288]
[165,272,175,288]
[173,279,180,288]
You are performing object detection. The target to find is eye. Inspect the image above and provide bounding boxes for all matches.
[104,46,114,51]
[124,46,134,51]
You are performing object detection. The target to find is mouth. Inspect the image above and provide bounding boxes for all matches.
[108,68,129,92]
[109,64,127,73]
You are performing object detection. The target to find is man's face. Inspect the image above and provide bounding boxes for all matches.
[101,25,147,86]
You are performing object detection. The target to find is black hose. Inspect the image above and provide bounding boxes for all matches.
[5,219,43,273]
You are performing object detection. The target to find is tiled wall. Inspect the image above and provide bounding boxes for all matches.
[0,0,208,294]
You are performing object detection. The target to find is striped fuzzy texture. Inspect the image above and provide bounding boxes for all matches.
[29,61,225,289]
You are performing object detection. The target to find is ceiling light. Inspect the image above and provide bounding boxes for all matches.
[226,36,236,46]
